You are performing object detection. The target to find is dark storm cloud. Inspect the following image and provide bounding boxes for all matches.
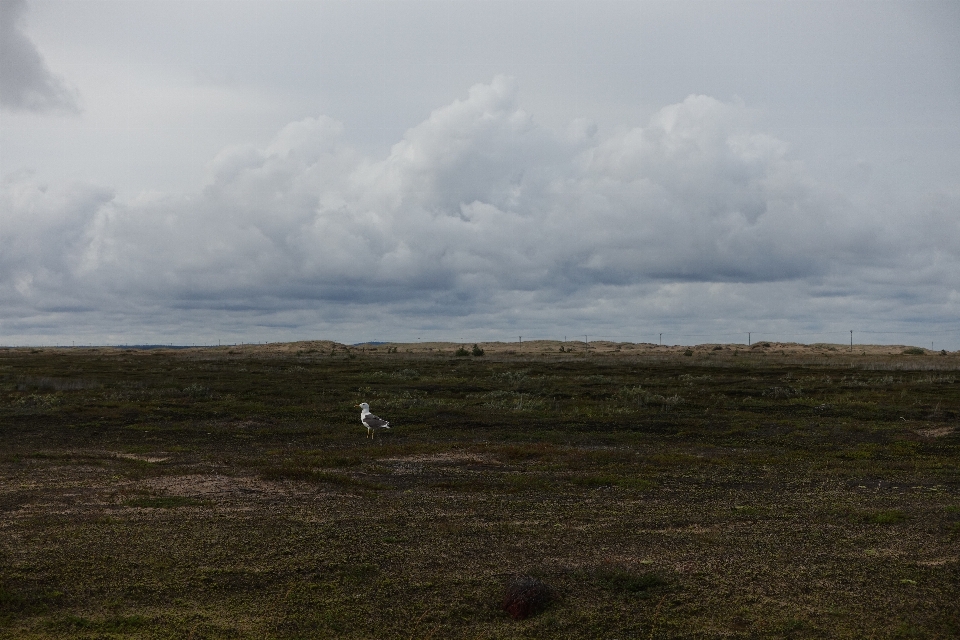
[0,0,79,112]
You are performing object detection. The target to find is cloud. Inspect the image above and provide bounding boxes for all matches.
[2,76,958,342]
[0,0,80,113]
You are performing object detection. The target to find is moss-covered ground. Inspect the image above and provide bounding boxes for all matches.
[1,344,958,638]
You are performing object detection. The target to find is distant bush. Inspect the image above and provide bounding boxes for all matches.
[902,347,925,355]
[455,346,470,357]
[683,349,693,356]
[472,344,485,356]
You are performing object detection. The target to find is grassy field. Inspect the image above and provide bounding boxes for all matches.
[1,342,958,638]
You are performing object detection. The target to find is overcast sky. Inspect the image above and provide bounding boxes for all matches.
[2,0,959,347]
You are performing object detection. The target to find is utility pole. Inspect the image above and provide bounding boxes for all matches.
[659,333,662,346]
[850,330,853,351]
[748,332,751,346]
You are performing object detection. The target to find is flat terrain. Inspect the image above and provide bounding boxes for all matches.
[1,342,958,638]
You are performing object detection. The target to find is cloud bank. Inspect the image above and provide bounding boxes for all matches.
[2,77,958,344]
[0,0,80,113]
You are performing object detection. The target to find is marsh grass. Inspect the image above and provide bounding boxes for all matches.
[1,346,958,638]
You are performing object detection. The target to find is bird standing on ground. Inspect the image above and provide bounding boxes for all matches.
[357,402,390,439]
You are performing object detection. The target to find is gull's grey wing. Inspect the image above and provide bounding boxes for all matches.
[363,414,390,429]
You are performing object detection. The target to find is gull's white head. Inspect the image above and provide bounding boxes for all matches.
[357,402,370,411]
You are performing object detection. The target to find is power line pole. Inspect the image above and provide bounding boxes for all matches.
[850,330,853,351]
[659,333,662,346]
[748,332,751,346]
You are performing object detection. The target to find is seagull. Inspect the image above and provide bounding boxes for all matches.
[356,402,391,439]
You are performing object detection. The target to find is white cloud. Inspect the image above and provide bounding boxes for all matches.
[0,0,79,113]
[2,77,958,344]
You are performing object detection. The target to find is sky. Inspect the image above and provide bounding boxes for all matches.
[1,0,959,348]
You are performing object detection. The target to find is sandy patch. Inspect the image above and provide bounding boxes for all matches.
[917,557,958,567]
[115,453,170,463]
[381,452,498,465]
[915,427,955,438]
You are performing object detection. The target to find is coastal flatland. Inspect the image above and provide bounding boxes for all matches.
[1,342,958,638]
